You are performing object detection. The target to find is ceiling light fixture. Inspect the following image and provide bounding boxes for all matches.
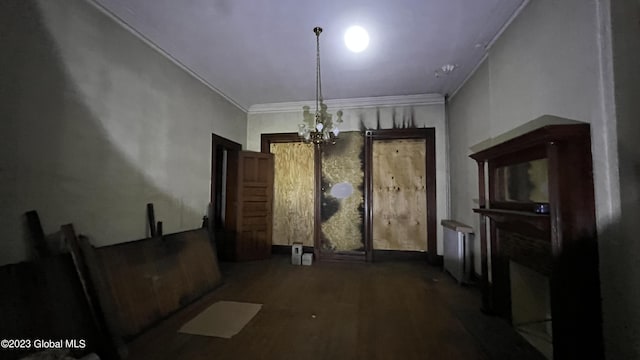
[344,26,369,53]
[434,63,458,78]
[298,27,343,146]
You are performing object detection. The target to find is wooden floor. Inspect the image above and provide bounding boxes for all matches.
[127,255,545,360]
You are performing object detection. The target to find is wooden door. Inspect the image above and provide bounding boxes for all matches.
[230,151,274,261]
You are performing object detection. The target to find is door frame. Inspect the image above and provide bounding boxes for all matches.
[211,133,242,259]
[364,128,437,263]
[263,130,437,263]
[261,133,321,259]
[262,133,368,262]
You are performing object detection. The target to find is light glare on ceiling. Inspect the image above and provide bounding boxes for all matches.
[344,26,369,53]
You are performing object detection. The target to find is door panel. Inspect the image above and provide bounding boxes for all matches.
[234,151,274,261]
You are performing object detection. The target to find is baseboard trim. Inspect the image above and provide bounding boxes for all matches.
[271,244,313,254]
[272,246,444,265]
[318,251,367,263]
[372,250,428,262]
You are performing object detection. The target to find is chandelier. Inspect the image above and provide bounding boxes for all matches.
[298,27,343,145]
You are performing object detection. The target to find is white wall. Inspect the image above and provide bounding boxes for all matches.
[448,0,636,358]
[0,0,247,265]
[448,61,492,265]
[601,0,640,357]
[247,101,449,254]
[449,0,614,269]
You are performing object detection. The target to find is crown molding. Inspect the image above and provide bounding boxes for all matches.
[86,0,247,113]
[449,0,530,100]
[248,94,444,114]
[469,115,583,153]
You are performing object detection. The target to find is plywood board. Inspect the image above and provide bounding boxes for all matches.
[96,228,222,338]
[372,139,427,251]
[270,142,315,246]
[320,132,365,252]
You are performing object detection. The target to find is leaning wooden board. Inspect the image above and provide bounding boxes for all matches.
[92,228,222,339]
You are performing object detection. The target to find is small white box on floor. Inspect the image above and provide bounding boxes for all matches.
[302,253,313,266]
[291,243,302,265]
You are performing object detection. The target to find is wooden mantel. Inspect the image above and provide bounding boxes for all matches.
[470,120,604,359]
[473,208,550,234]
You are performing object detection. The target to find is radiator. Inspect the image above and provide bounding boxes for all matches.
[441,220,474,284]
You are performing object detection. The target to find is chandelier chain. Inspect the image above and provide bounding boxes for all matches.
[316,28,322,115]
[298,26,340,146]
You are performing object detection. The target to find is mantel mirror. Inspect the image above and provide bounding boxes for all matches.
[494,158,549,203]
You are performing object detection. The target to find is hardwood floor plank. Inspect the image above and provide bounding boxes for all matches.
[127,255,544,360]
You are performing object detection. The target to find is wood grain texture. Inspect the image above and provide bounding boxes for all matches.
[234,151,274,261]
[95,228,222,339]
[270,142,315,246]
[372,139,427,251]
[63,224,124,359]
[127,256,546,360]
[470,123,603,359]
[364,128,437,263]
[320,132,365,253]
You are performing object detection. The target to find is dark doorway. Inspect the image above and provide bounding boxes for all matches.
[210,134,241,260]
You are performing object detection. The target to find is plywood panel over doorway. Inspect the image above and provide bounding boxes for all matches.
[270,142,315,246]
[320,132,365,253]
[372,139,427,251]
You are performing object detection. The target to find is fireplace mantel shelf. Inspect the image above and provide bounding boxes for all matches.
[473,208,549,218]
[473,208,550,235]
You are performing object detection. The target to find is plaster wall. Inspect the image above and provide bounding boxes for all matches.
[600,0,640,357]
[0,0,247,265]
[448,0,635,357]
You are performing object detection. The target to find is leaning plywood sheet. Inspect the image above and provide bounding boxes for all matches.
[373,139,427,251]
[95,228,222,339]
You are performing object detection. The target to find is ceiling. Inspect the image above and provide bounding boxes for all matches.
[94,0,527,111]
